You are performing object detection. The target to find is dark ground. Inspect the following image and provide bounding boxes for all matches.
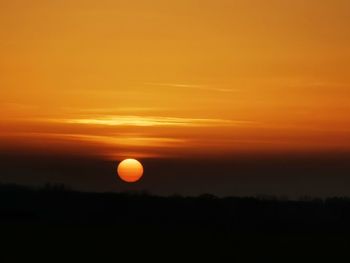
[1,184,350,260]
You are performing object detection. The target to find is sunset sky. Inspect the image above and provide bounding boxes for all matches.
[1,1,350,196]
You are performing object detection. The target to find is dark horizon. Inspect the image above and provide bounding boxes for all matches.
[2,182,350,231]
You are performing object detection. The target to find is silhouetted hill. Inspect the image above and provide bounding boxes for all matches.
[3,183,350,261]
[1,183,350,233]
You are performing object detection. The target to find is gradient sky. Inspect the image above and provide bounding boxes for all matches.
[1,1,350,196]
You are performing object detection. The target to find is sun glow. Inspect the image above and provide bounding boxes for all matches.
[117,159,144,183]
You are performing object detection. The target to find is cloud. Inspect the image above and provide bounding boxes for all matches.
[61,107,166,114]
[62,134,186,147]
[0,131,187,153]
[144,82,239,93]
[62,115,249,127]
[282,79,349,90]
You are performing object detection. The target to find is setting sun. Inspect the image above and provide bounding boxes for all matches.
[117,159,144,183]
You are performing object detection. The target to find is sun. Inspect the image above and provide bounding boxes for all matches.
[117,159,144,183]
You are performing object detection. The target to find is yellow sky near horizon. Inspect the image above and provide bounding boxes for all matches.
[1,0,350,159]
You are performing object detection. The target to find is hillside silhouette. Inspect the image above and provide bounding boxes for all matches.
[1,183,350,233]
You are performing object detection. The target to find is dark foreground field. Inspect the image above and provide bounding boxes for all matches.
[1,184,350,259]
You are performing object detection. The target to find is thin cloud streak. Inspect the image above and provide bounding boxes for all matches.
[62,115,251,127]
[61,107,166,114]
[0,132,186,148]
[144,82,239,93]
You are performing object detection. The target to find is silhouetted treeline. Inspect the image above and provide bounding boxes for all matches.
[1,183,350,233]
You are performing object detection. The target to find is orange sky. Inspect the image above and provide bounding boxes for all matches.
[1,0,350,159]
